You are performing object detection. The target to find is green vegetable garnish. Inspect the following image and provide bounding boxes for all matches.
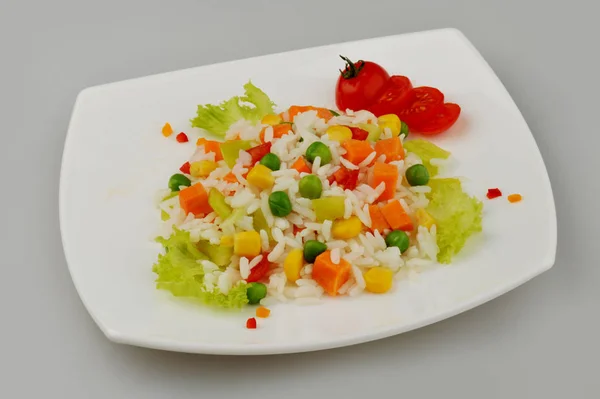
[358,123,382,142]
[168,173,191,192]
[298,175,323,199]
[220,140,252,168]
[191,81,275,137]
[405,164,430,186]
[303,240,328,263]
[305,142,332,164]
[208,188,232,219]
[385,230,410,253]
[329,109,340,117]
[259,153,281,171]
[252,209,273,241]
[426,178,483,263]
[197,240,233,267]
[403,139,450,176]
[312,196,345,222]
[268,191,292,217]
[246,282,267,304]
[400,121,409,137]
[153,228,249,308]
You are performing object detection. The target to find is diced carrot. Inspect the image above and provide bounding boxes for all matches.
[256,306,271,318]
[312,251,351,296]
[287,105,333,122]
[223,172,238,183]
[371,162,398,201]
[291,157,311,174]
[196,138,223,161]
[179,182,213,217]
[259,123,293,143]
[508,193,522,203]
[374,137,405,162]
[369,205,390,233]
[381,200,413,231]
[342,140,374,165]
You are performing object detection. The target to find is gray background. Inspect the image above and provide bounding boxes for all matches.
[2,0,598,397]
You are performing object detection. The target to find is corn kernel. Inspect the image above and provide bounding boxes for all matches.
[364,267,393,293]
[190,160,217,178]
[326,125,353,142]
[261,114,282,126]
[284,248,304,283]
[233,231,261,257]
[247,164,274,190]
[378,114,401,137]
[220,235,234,247]
[331,216,363,239]
[415,208,435,229]
[161,122,173,137]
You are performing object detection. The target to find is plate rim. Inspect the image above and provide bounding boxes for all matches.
[59,27,557,355]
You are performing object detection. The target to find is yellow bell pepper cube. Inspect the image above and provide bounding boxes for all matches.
[326,125,352,142]
[233,231,261,257]
[261,114,282,126]
[378,114,401,137]
[284,248,304,283]
[190,160,217,178]
[220,235,234,247]
[415,208,435,229]
[161,122,174,137]
[364,267,394,293]
[331,216,363,239]
[247,164,274,190]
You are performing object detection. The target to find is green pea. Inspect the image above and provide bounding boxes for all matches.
[246,282,267,304]
[305,142,332,164]
[400,121,409,138]
[405,164,430,186]
[259,153,281,171]
[168,173,191,191]
[298,175,323,199]
[303,240,327,263]
[385,230,410,253]
[268,191,292,217]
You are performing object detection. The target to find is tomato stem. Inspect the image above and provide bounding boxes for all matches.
[339,55,365,79]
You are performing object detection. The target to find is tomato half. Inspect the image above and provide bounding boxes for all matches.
[335,56,390,112]
[395,87,445,128]
[367,75,415,117]
[410,103,461,135]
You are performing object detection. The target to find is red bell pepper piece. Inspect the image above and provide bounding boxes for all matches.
[246,142,272,164]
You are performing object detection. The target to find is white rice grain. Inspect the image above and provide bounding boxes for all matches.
[322,220,332,241]
[239,257,250,279]
[358,151,377,168]
[344,198,352,219]
[259,229,269,252]
[331,248,341,265]
[340,157,359,170]
[268,241,286,262]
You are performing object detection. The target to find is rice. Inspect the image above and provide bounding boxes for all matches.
[156,105,456,307]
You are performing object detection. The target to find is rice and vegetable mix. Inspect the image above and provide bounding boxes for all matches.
[154,81,483,311]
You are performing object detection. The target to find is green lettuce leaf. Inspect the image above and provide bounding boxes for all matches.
[403,139,451,176]
[190,81,275,136]
[426,178,483,264]
[153,228,248,308]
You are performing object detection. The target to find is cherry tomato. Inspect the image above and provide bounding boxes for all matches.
[246,254,271,283]
[396,87,445,128]
[349,126,369,140]
[335,55,390,112]
[368,76,415,117]
[246,142,272,164]
[410,103,461,135]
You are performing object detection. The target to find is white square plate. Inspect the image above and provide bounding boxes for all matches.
[60,28,556,355]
